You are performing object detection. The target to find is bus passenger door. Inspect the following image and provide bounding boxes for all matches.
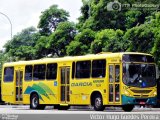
[108,64,120,104]
[60,67,70,103]
[15,70,23,103]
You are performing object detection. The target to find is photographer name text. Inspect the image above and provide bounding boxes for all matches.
[90,114,159,120]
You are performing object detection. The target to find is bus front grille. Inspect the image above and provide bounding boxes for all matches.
[134,95,149,97]
[131,90,152,94]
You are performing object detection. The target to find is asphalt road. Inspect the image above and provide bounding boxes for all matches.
[0,105,160,114]
[1,105,160,120]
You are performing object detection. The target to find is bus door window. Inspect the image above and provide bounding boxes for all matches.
[60,67,70,103]
[16,70,23,101]
[115,65,120,102]
[115,84,120,102]
[109,64,120,103]
[109,65,114,102]
[61,68,65,102]
[66,68,70,101]
[109,65,114,83]
[109,84,113,102]
[115,65,120,82]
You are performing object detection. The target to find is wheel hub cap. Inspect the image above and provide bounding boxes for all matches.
[95,98,101,108]
[32,97,38,108]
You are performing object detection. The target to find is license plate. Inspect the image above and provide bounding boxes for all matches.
[140,102,145,104]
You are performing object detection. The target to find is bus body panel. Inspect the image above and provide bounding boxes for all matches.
[1,52,157,109]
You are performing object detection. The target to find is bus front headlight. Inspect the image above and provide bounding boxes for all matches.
[153,91,157,96]
[124,90,130,96]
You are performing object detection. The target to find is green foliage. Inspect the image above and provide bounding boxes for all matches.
[91,29,124,53]
[34,36,50,58]
[78,0,129,31]
[124,25,155,52]
[150,13,160,65]
[1,2,160,69]
[0,51,4,81]
[38,5,69,35]
[152,32,160,66]
[78,0,160,31]
[0,50,10,81]
[66,41,83,56]
[4,27,40,60]
[67,29,95,55]
[124,12,160,54]
[48,21,77,56]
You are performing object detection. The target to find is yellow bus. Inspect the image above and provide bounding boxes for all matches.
[1,52,157,111]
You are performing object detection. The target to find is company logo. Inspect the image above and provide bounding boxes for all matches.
[71,82,92,87]
[107,0,121,11]
[107,0,159,11]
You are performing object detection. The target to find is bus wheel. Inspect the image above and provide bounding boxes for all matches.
[93,94,105,111]
[30,93,45,110]
[122,105,134,112]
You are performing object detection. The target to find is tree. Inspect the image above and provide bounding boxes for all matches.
[78,0,128,31]
[38,5,69,35]
[152,32,160,66]
[4,27,40,60]
[124,12,160,53]
[66,41,84,56]
[150,12,160,65]
[67,29,95,55]
[77,0,160,31]
[123,25,155,52]
[91,29,124,53]
[0,51,4,80]
[34,36,51,58]
[48,21,77,56]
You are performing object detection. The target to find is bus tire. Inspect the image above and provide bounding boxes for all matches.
[30,93,45,110]
[93,94,105,111]
[122,105,134,112]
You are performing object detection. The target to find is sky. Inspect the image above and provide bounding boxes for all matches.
[0,0,82,50]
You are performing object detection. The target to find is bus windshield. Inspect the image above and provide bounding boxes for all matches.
[123,63,156,88]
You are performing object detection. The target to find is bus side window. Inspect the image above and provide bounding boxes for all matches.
[92,59,106,78]
[76,61,91,79]
[25,65,33,81]
[4,67,14,82]
[33,64,46,80]
[46,63,57,80]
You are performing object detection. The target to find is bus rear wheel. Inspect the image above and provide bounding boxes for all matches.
[122,105,134,112]
[93,94,105,111]
[30,93,45,110]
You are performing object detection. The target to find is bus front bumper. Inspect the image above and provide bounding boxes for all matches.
[122,95,157,105]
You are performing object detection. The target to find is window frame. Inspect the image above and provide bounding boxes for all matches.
[3,67,14,82]
[75,60,91,79]
[33,64,46,81]
[46,63,57,80]
[92,59,106,78]
[25,65,33,81]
